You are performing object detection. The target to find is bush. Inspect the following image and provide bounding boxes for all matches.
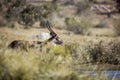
[75,0,91,14]
[100,39,120,64]
[70,39,120,64]
[18,2,58,27]
[0,0,26,27]
[65,16,94,34]
[0,0,58,28]
[113,19,120,36]
[84,40,103,63]
[74,40,103,63]
[84,39,119,64]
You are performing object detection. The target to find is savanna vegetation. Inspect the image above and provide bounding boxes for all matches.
[0,0,120,80]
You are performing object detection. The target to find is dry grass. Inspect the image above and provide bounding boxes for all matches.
[0,36,108,80]
[0,27,120,80]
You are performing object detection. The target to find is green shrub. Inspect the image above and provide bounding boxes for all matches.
[65,16,94,34]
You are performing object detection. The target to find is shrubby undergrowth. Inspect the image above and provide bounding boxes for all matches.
[71,38,120,64]
[0,33,120,80]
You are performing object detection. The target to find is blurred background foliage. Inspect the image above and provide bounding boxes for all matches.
[0,0,120,35]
